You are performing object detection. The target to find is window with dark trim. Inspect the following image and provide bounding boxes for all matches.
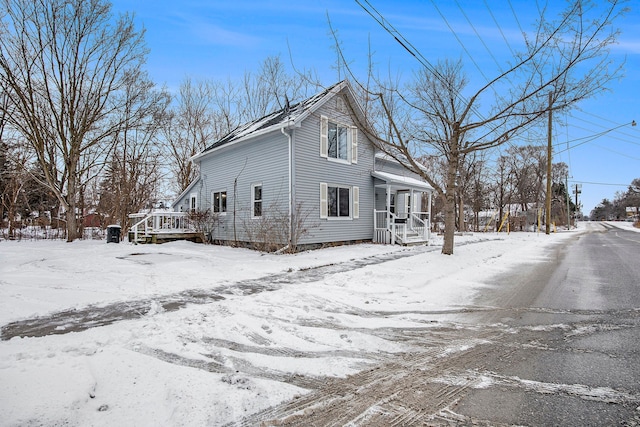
[328,186,350,217]
[328,122,349,161]
[251,184,262,217]
[320,115,358,164]
[212,191,227,213]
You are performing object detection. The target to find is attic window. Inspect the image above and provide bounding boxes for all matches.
[328,121,349,160]
[336,97,346,113]
[320,115,358,164]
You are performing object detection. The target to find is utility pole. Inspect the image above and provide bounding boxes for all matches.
[545,92,553,235]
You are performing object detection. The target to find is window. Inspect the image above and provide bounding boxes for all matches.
[328,186,350,217]
[251,183,262,217]
[320,115,358,164]
[328,122,349,160]
[212,191,227,213]
[189,194,197,212]
[319,183,359,219]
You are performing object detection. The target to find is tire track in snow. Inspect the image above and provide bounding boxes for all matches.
[233,315,640,426]
[0,245,438,340]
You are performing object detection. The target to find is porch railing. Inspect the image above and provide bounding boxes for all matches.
[374,210,430,244]
[129,211,194,243]
[410,211,430,241]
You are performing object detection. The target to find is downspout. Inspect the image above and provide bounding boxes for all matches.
[281,127,293,248]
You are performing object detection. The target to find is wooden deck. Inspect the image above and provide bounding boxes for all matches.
[128,211,201,244]
[127,231,203,244]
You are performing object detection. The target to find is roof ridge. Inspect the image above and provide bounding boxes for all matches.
[201,81,346,154]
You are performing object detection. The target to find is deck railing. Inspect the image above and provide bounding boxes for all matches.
[129,211,194,242]
[374,210,430,244]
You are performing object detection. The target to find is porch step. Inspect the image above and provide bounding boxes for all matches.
[400,236,428,246]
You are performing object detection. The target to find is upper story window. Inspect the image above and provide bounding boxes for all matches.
[320,115,358,164]
[328,122,349,161]
[212,191,227,214]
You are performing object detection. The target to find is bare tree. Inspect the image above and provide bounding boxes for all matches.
[461,152,490,232]
[164,56,321,196]
[163,78,222,194]
[550,162,573,226]
[490,155,514,231]
[98,72,170,232]
[336,0,627,254]
[505,145,546,213]
[0,139,30,237]
[238,55,319,123]
[0,0,150,241]
[626,178,640,220]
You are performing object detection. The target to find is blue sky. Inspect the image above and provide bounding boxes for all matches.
[110,0,640,216]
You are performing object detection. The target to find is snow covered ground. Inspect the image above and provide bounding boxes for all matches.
[0,222,636,426]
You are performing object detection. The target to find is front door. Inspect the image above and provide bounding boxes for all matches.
[396,191,410,219]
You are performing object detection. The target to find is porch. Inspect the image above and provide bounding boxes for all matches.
[374,210,430,245]
[372,171,433,245]
[128,211,202,244]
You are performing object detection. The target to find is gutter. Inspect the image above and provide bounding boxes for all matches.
[281,126,293,247]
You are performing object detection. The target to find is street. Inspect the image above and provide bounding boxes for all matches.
[244,222,640,426]
[455,222,640,426]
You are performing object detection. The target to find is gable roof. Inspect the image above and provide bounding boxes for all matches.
[193,80,357,160]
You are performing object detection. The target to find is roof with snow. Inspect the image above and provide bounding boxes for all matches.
[197,81,347,158]
[371,170,434,192]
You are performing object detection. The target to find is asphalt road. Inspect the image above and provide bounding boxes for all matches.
[243,222,640,426]
[461,222,640,426]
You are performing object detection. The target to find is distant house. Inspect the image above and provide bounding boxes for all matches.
[172,81,433,249]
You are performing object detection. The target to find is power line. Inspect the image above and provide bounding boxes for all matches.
[506,0,525,35]
[484,0,516,57]
[355,0,488,123]
[568,114,640,144]
[356,0,536,156]
[553,121,637,153]
[455,0,504,72]
[356,1,443,83]
[434,0,491,82]
[570,180,630,187]
[590,142,640,161]
[573,107,627,126]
